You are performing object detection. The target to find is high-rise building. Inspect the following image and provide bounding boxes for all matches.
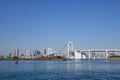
[13,49,19,57]
[42,49,46,55]
[25,50,31,58]
[47,48,52,55]
[8,53,12,58]
[41,49,47,57]
[34,49,41,56]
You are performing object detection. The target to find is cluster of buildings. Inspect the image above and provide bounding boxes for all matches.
[1,41,120,60]
[0,48,57,59]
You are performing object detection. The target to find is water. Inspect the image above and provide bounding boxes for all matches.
[0,60,120,80]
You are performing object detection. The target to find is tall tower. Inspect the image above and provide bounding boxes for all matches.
[13,49,19,57]
[25,50,31,58]
[47,48,52,56]
[42,49,46,55]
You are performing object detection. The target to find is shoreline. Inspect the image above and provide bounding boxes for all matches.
[107,56,120,61]
[1,57,120,61]
[0,56,68,61]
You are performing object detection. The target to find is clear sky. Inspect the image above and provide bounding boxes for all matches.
[0,0,120,51]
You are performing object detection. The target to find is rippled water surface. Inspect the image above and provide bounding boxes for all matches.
[0,60,120,80]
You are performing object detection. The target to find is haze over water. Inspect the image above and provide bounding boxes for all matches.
[0,60,120,80]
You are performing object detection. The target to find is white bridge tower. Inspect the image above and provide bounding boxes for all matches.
[58,42,74,59]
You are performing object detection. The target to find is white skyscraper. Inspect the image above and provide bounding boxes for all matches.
[47,48,52,56]
[13,49,19,57]
[25,50,31,58]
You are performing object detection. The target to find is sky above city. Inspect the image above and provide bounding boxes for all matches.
[0,0,120,52]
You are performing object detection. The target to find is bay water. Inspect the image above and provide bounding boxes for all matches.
[0,60,120,80]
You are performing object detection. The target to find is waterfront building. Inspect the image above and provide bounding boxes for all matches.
[7,53,12,58]
[74,50,87,59]
[13,49,19,58]
[43,49,47,55]
[20,54,25,58]
[9,53,12,58]
[25,50,32,59]
[47,48,52,56]
[0,55,5,59]
[41,49,47,57]
[34,49,41,58]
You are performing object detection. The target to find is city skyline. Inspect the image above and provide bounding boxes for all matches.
[0,0,120,52]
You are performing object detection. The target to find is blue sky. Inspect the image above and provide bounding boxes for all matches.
[0,0,120,51]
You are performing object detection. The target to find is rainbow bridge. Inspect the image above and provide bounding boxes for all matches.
[58,42,120,59]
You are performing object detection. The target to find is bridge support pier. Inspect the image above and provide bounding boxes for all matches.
[81,52,83,59]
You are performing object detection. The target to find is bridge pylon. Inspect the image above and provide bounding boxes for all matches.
[67,42,74,59]
[58,42,74,59]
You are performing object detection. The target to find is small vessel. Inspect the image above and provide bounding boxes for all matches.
[15,60,18,64]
